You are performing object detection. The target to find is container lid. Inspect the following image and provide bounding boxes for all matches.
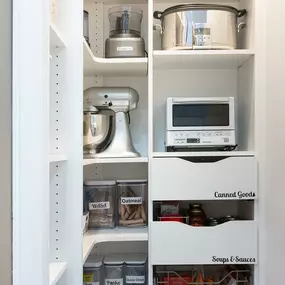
[117,179,147,184]
[84,180,116,186]
[124,254,147,265]
[104,254,125,265]
[84,255,103,268]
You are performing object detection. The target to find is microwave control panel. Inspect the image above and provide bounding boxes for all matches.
[165,130,236,147]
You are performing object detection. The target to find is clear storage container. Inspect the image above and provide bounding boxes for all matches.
[104,255,124,285]
[108,6,143,38]
[125,254,147,285]
[84,180,116,229]
[117,180,147,228]
[84,255,103,285]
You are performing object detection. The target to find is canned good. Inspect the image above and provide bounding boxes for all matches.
[188,204,206,226]
[84,255,103,285]
[206,217,219,227]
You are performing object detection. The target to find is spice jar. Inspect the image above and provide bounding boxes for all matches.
[84,255,103,285]
[125,254,147,285]
[188,204,206,226]
[104,255,124,285]
[84,180,116,229]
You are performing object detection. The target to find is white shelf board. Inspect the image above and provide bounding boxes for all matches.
[83,227,148,263]
[153,49,254,70]
[84,40,148,77]
[49,154,68,163]
[49,262,67,285]
[50,23,66,49]
[152,151,255,157]
[84,157,148,165]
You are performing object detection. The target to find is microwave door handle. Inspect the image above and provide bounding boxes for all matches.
[173,101,229,104]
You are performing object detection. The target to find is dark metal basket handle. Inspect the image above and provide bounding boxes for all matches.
[153,11,163,20]
[238,9,247,17]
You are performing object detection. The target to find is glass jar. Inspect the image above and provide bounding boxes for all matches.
[104,255,124,285]
[188,204,206,226]
[84,255,103,285]
[84,180,116,229]
[125,254,147,285]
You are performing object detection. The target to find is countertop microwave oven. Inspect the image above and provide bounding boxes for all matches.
[165,97,236,151]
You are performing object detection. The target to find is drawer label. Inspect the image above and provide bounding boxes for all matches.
[89,201,110,210]
[105,279,123,285]
[212,256,256,263]
[121,197,142,205]
[214,191,256,199]
[126,276,145,284]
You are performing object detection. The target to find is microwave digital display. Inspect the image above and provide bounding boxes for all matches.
[172,104,229,127]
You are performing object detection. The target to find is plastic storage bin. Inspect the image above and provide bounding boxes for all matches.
[117,180,147,227]
[104,255,124,285]
[125,254,147,285]
[84,255,103,285]
[84,180,116,229]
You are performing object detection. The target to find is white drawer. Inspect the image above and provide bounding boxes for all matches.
[151,157,257,200]
[150,221,257,265]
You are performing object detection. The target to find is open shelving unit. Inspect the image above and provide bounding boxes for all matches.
[14,0,280,283]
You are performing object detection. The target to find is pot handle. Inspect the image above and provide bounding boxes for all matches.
[237,9,247,17]
[153,11,163,20]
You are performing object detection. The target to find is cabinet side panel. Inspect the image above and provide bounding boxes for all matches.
[0,0,12,283]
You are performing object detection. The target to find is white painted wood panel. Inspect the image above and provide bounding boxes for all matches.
[151,157,257,200]
[150,221,257,265]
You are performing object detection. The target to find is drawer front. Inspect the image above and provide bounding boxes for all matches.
[150,221,257,265]
[151,157,257,200]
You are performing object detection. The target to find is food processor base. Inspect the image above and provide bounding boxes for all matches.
[105,37,145,58]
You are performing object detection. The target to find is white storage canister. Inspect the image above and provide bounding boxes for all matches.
[104,254,124,285]
[84,255,103,285]
[125,254,147,285]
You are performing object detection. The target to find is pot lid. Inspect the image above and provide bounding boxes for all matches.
[84,255,103,268]
[154,4,244,18]
[84,180,116,186]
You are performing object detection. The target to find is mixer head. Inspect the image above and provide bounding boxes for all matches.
[84,87,139,113]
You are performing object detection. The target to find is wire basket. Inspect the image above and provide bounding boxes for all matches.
[155,267,251,285]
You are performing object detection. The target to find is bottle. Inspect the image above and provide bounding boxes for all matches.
[188,204,206,226]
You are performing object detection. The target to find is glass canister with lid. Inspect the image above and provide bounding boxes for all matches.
[84,180,116,229]
[117,180,147,228]
[104,254,124,285]
[84,255,103,285]
[125,254,147,285]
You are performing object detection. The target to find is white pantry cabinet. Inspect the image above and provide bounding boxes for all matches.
[12,0,285,285]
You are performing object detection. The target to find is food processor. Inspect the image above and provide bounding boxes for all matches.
[105,6,145,58]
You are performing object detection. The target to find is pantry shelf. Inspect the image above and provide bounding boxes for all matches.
[49,154,68,163]
[152,151,255,158]
[49,262,67,285]
[50,23,66,49]
[84,40,148,77]
[83,227,148,263]
[83,157,148,165]
[153,50,254,70]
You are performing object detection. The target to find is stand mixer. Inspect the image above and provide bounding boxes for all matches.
[83,87,140,158]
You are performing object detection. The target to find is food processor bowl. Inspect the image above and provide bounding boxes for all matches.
[108,6,143,38]
[83,112,114,157]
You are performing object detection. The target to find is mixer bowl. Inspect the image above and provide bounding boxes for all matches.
[83,112,114,157]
